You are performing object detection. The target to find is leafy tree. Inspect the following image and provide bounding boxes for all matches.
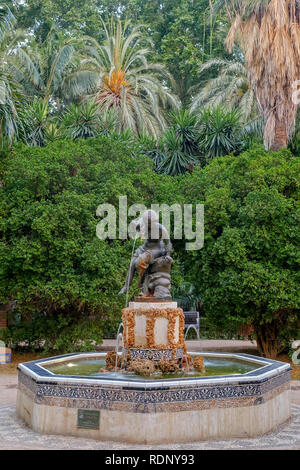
[159,2,208,104]
[180,146,300,358]
[213,0,300,151]
[127,0,231,103]
[0,135,181,351]
[5,0,104,42]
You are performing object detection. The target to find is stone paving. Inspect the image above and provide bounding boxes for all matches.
[0,374,18,406]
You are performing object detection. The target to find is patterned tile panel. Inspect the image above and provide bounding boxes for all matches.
[18,368,290,414]
[126,347,184,360]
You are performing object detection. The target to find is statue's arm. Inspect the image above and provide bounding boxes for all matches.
[118,258,136,295]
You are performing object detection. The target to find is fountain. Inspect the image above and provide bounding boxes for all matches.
[184,324,200,342]
[16,210,291,444]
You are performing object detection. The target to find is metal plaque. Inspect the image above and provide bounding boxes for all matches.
[77,409,100,429]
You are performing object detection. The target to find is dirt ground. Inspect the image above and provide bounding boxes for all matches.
[277,353,300,380]
[0,351,49,375]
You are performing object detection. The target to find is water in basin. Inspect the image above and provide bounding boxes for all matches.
[44,355,261,380]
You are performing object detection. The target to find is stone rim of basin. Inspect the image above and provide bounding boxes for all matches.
[17,351,290,386]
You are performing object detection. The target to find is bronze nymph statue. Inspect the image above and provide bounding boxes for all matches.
[118,210,173,300]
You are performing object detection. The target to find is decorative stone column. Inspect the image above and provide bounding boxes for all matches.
[122,301,186,360]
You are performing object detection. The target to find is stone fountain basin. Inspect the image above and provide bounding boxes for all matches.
[17,352,291,444]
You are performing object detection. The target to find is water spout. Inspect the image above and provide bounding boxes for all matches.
[116,322,124,339]
[125,232,138,308]
[184,325,200,342]
[115,322,124,372]
[183,353,190,372]
[115,333,124,372]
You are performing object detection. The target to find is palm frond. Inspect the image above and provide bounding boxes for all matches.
[190,56,258,121]
[0,5,15,43]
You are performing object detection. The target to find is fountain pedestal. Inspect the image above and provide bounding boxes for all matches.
[122,301,186,361]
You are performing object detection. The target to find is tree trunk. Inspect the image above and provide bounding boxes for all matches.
[271,119,288,151]
[0,301,14,329]
[237,323,254,339]
[255,322,282,359]
[0,311,7,329]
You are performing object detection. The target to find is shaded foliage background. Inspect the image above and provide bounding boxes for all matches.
[0,137,299,356]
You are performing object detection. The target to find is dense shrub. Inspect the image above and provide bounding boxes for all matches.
[0,137,181,351]
[180,146,300,358]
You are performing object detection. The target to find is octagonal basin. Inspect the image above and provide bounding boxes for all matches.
[17,352,291,444]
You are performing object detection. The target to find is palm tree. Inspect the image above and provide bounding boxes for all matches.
[16,27,80,108]
[0,6,24,146]
[190,57,258,121]
[69,19,179,138]
[212,0,300,151]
